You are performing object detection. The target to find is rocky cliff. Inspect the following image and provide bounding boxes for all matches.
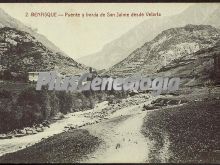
[107,25,220,80]
[0,27,87,74]
[77,4,220,70]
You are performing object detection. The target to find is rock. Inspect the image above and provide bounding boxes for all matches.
[16,129,23,134]
[0,134,13,139]
[154,99,168,106]
[143,104,157,110]
[20,129,26,134]
[38,124,43,128]
[67,126,75,131]
[42,121,50,128]
[0,134,8,139]
[36,127,44,132]
[215,97,220,100]
[15,133,26,137]
[53,112,65,120]
[167,99,180,105]
[180,100,188,104]
[7,135,13,139]
[26,130,33,135]
[32,129,38,134]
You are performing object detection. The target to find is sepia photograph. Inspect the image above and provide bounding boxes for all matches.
[0,2,219,164]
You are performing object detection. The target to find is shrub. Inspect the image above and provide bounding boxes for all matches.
[0,89,13,99]
[57,91,73,114]
[2,70,13,80]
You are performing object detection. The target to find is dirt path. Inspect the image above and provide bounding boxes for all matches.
[0,102,109,157]
[82,104,152,163]
[0,94,156,163]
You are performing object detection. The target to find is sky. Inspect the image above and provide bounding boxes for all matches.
[0,3,193,59]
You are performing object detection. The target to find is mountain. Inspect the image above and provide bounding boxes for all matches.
[77,3,220,70]
[106,25,220,78]
[0,8,69,58]
[0,9,88,74]
[157,40,220,86]
[0,27,87,75]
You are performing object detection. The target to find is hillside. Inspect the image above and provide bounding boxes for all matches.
[0,8,70,58]
[157,40,220,86]
[0,27,87,74]
[106,25,220,79]
[77,4,220,70]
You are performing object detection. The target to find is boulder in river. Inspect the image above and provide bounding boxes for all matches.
[14,133,26,137]
[0,134,8,139]
[36,127,44,132]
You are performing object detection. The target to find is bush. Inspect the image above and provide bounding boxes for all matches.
[0,86,129,133]
[2,70,13,80]
[57,91,73,114]
[16,87,51,124]
[0,89,13,99]
[49,91,60,117]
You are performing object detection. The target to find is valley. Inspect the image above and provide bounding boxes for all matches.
[0,87,219,163]
[0,4,219,163]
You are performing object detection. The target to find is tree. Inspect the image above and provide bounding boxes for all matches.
[3,70,12,80]
[57,91,73,114]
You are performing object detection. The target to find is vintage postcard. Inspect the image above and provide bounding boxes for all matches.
[0,2,219,164]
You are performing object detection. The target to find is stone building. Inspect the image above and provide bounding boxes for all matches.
[28,72,39,82]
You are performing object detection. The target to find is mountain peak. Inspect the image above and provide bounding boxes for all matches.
[77,4,220,70]
[107,24,220,77]
[0,8,74,59]
[0,27,88,74]
[0,9,88,74]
